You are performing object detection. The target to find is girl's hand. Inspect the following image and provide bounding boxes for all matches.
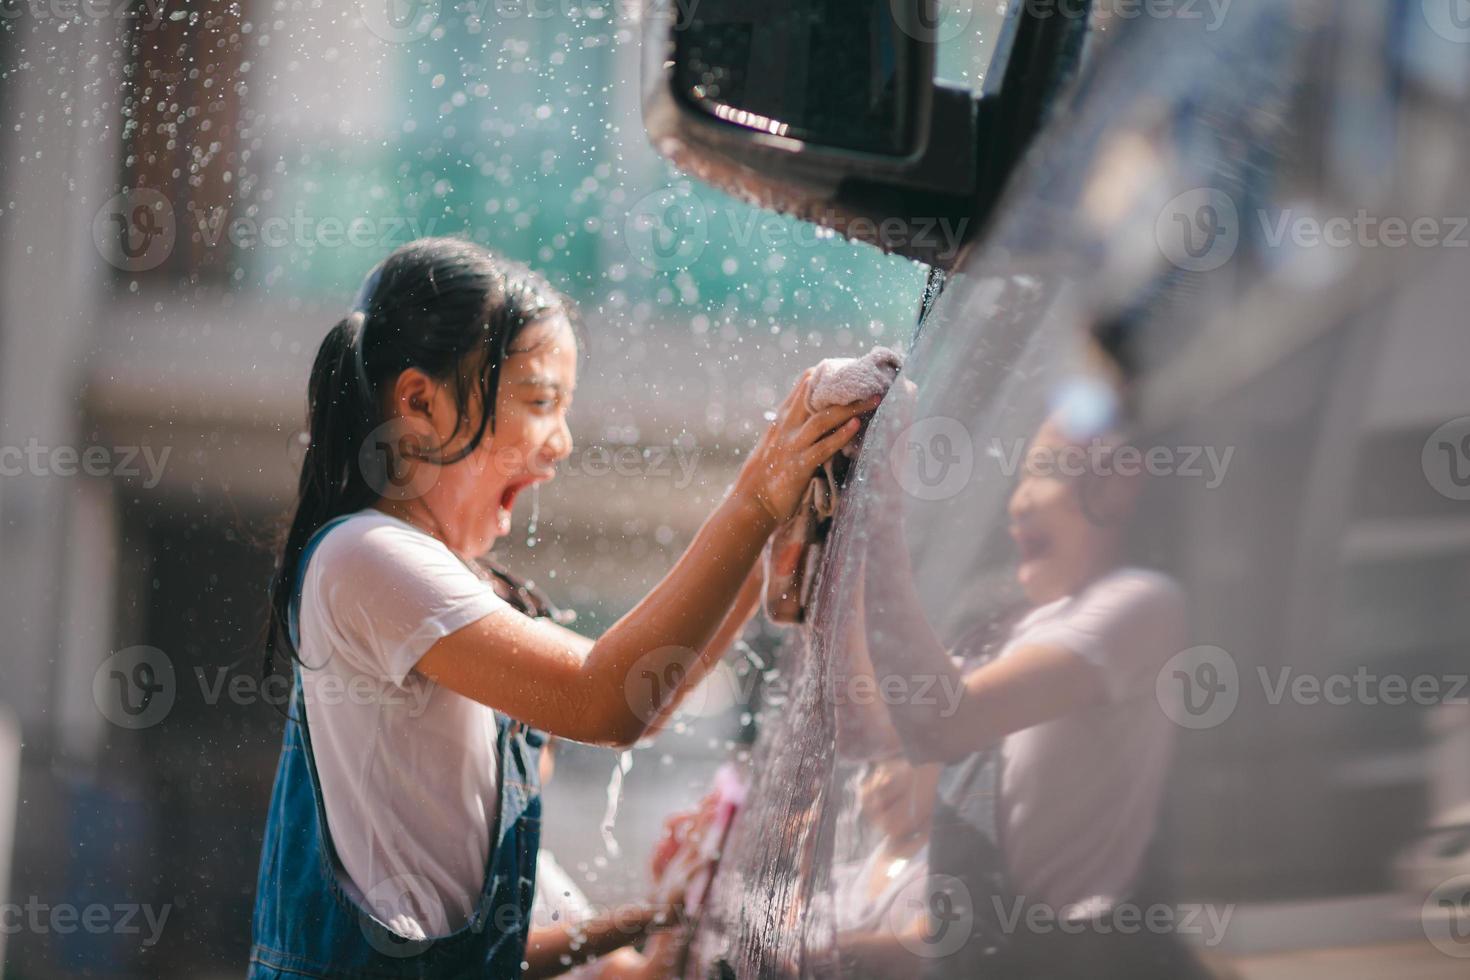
[650,793,717,881]
[734,370,881,525]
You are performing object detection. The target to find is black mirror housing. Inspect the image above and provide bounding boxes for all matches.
[641,0,1090,270]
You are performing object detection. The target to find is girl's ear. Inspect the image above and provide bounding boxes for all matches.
[389,367,439,421]
[386,367,465,452]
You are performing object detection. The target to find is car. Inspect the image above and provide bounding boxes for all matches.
[642,0,1470,977]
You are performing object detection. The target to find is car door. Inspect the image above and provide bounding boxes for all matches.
[686,2,1470,977]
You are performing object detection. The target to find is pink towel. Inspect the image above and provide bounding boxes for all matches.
[764,347,904,624]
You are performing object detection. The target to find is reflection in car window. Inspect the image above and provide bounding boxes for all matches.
[689,4,1470,978]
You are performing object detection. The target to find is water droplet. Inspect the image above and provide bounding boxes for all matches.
[599,750,632,858]
[525,483,540,547]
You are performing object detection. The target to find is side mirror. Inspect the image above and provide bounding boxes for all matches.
[642,0,1090,269]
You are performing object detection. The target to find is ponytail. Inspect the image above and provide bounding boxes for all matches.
[264,314,378,678]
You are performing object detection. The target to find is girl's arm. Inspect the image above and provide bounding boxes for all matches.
[526,801,711,978]
[522,903,671,979]
[523,922,686,980]
[416,376,877,746]
[642,561,763,739]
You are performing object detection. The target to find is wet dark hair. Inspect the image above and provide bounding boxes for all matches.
[265,237,575,677]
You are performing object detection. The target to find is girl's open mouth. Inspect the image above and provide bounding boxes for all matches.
[496,475,547,528]
[495,478,540,536]
[499,477,540,513]
[1011,525,1053,563]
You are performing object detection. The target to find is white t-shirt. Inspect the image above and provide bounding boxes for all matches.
[532,850,594,928]
[531,851,600,979]
[296,509,515,938]
[994,568,1187,913]
[827,844,930,935]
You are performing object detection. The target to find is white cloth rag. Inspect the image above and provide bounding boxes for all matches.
[764,346,904,623]
[809,345,906,415]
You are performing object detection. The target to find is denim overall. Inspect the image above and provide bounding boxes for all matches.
[249,514,545,979]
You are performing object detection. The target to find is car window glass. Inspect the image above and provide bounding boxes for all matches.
[689,5,1470,977]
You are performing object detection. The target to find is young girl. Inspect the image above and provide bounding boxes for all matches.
[248,238,875,979]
